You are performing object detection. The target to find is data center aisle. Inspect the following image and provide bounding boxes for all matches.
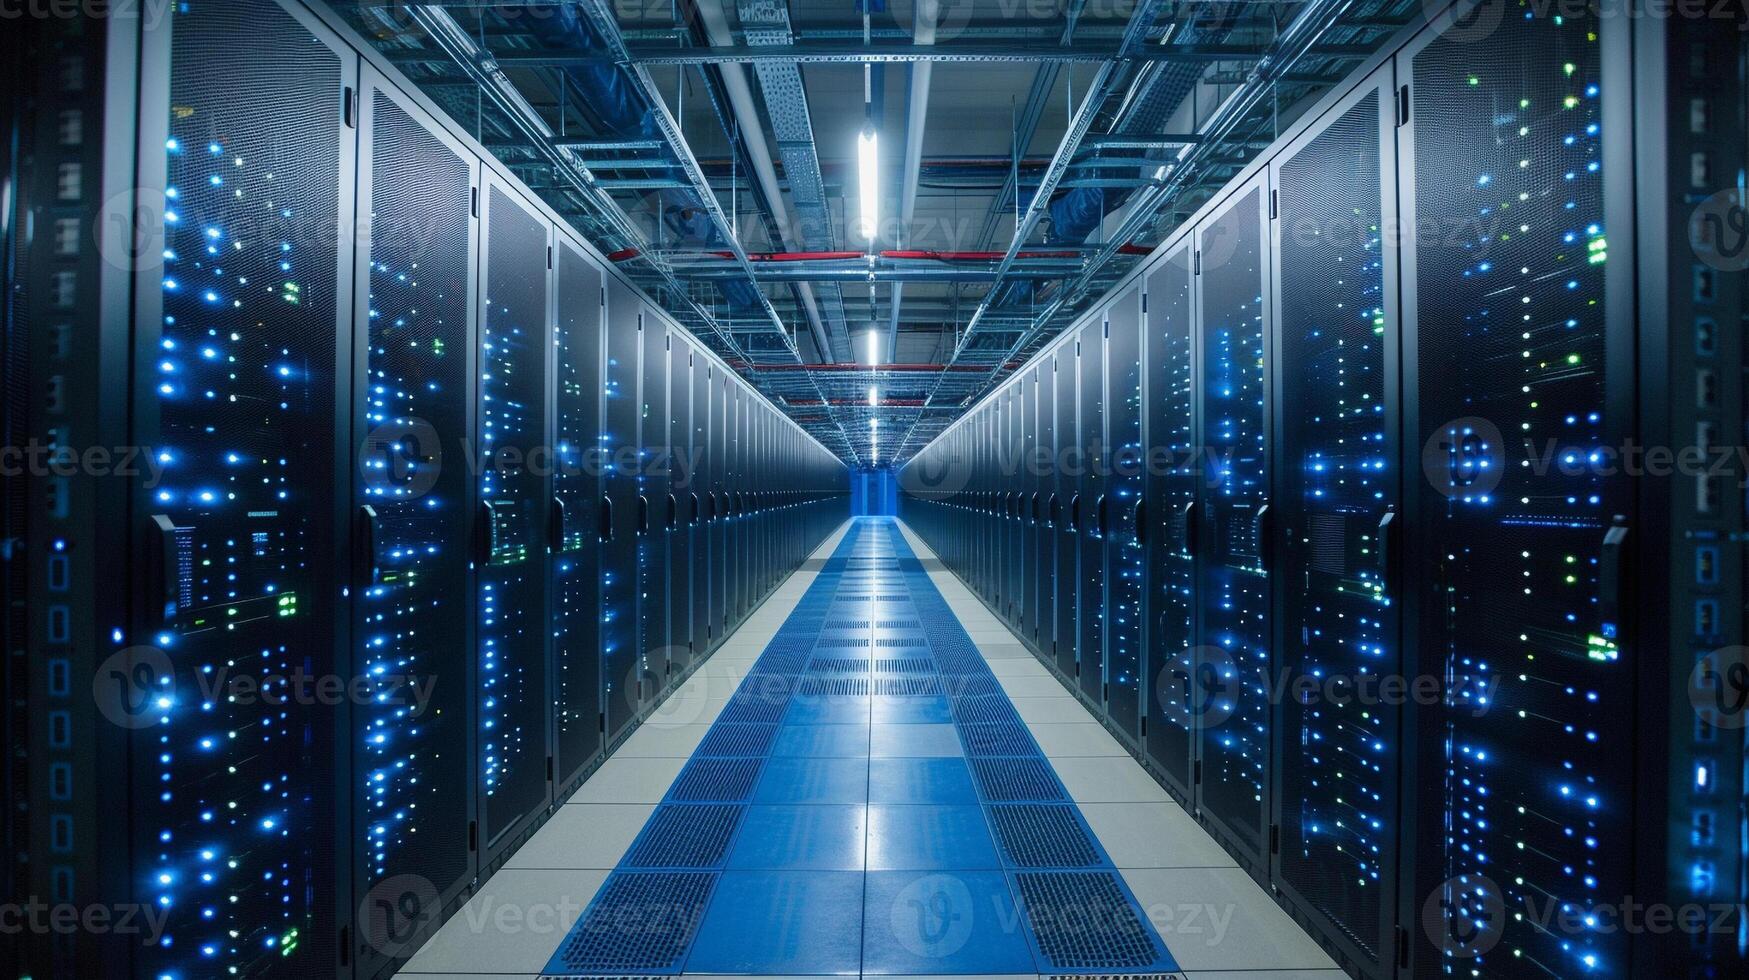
[397,518,1340,980]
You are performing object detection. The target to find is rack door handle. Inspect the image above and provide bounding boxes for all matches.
[1377,509,1397,574]
[549,496,567,552]
[356,504,380,586]
[148,513,180,625]
[1600,520,1630,634]
[475,499,498,565]
[600,495,614,542]
[637,496,650,535]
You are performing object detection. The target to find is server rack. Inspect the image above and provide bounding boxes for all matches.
[1051,350,1076,676]
[135,4,358,974]
[552,233,605,792]
[1106,288,1145,744]
[1078,318,1108,705]
[1267,66,1400,973]
[602,280,644,746]
[665,334,692,675]
[1194,176,1273,866]
[475,177,554,866]
[350,66,480,971]
[691,352,711,651]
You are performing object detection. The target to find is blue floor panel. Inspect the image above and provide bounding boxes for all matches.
[541,519,1180,977]
[861,871,1035,975]
[868,758,979,804]
[688,871,865,975]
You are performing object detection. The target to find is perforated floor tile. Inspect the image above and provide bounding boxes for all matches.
[1013,871,1173,972]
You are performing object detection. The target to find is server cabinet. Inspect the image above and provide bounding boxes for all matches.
[1398,7,1633,975]
[602,280,643,743]
[1268,68,1400,973]
[552,237,604,789]
[1195,177,1272,862]
[476,177,553,860]
[665,335,692,674]
[1144,235,1202,804]
[691,354,712,651]
[1006,388,1025,626]
[1106,288,1145,742]
[726,385,744,624]
[1038,362,1057,652]
[1052,351,1078,673]
[1077,320,1107,703]
[135,3,356,974]
[638,316,669,695]
[708,367,728,640]
[1022,368,1042,645]
[351,67,478,969]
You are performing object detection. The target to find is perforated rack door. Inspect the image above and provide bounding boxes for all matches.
[352,70,479,968]
[1270,71,1399,968]
[553,238,604,788]
[1038,360,1057,654]
[476,179,553,856]
[601,279,643,743]
[690,351,712,652]
[636,318,669,702]
[144,2,352,974]
[665,337,692,673]
[1144,242,1197,799]
[1022,368,1042,646]
[1051,350,1078,676]
[1077,318,1109,703]
[1106,287,1145,741]
[1400,7,1629,976]
[1194,178,1272,860]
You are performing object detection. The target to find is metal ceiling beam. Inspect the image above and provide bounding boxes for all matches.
[887,0,941,367]
[446,39,1300,66]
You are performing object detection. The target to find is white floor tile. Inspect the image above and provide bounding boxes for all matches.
[1031,722,1128,758]
[506,804,655,870]
[995,674,1070,698]
[398,869,609,974]
[1080,803,1236,869]
[1050,755,1171,802]
[615,721,711,757]
[1011,696,1096,726]
[1122,868,1339,972]
[566,756,685,804]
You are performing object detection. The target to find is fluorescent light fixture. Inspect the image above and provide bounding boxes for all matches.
[866,330,880,366]
[868,385,879,406]
[857,125,879,241]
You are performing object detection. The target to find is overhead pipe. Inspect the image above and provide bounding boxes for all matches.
[887,0,939,363]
